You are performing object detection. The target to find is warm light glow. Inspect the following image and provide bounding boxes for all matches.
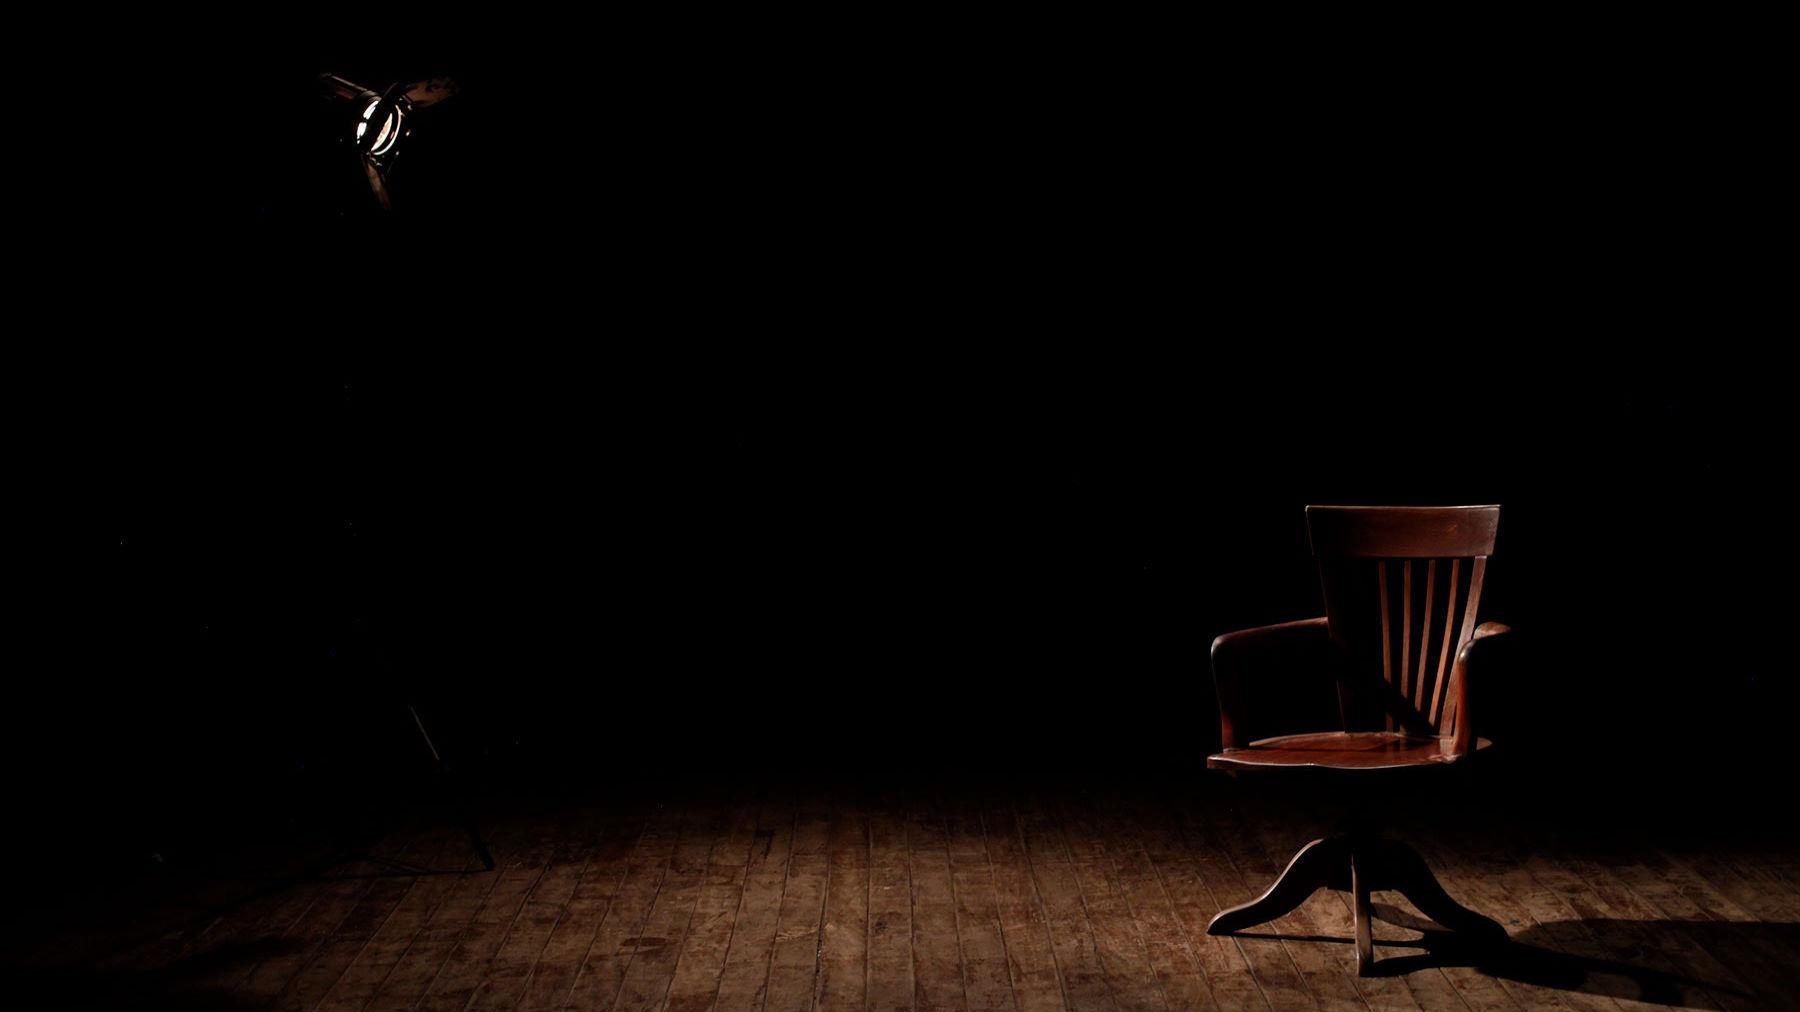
[369,106,403,155]
[354,98,404,155]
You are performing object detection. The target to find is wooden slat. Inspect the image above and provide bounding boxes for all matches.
[1379,562,1394,733]
[1442,556,1488,730]
[1400,560,1413,707]
[1428,558,1460,727]
[1414,560,1436,711]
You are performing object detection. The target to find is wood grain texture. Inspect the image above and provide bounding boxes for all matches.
[1174,805,1313,1011]
[15,787,1800,1012]
[561,804,684,1010]
[909,794,970,1012]
[764,801,830,1011]
[1089,797,1219,1012]
[1198,800,1365,1012]
[867,795,917,1012]
[948,799,1017,1012]
[663,796,762,1012]
[1020,798,1117,1011]
[1216,506,1511,763]
[1058,796,1168,1012]
[983,800,1071,1012]
[711,791,797,1012]
[814,796,870,1010]
[1209,731,1490,772]
[514,805,652,1011]
[1307,505,1500,559]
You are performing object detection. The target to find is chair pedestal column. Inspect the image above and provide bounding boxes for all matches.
[1205,834,1503,975]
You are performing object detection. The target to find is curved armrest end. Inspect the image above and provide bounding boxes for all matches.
[1210,616,1330,751]
[1448,623,1514,756]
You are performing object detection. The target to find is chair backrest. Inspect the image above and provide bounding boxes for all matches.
[1306,505,1499,737]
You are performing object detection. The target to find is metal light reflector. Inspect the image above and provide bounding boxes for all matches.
[357,98,405,156]
[319,72,457,210]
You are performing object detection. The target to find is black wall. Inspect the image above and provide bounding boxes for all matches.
[32,21,1786,872]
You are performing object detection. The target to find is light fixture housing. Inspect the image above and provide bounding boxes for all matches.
[318,71,457,211]
[321,75,411,162]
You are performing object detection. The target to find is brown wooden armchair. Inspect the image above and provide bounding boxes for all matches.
[1205,505,1512,974]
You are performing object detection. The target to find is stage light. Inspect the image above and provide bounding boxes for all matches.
[319,73,457,210]
[357,97,404,155]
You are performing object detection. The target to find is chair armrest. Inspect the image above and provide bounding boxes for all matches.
[1448,621,1512,757]
[1210,617,1331,750]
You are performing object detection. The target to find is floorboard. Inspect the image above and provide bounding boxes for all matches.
[9,784,1799,1012]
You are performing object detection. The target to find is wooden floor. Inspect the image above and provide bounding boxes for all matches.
[9,784,1800,1011]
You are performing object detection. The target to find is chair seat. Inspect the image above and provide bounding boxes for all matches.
[1207,731,1492,771]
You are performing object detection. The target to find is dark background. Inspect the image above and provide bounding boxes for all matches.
[31,20,1788,883]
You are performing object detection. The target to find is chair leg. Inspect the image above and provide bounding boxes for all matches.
[1209,832,1502,976]
[1351,845,1373,976]
[1361,838,1505,940]
[1206,837,1350,935]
